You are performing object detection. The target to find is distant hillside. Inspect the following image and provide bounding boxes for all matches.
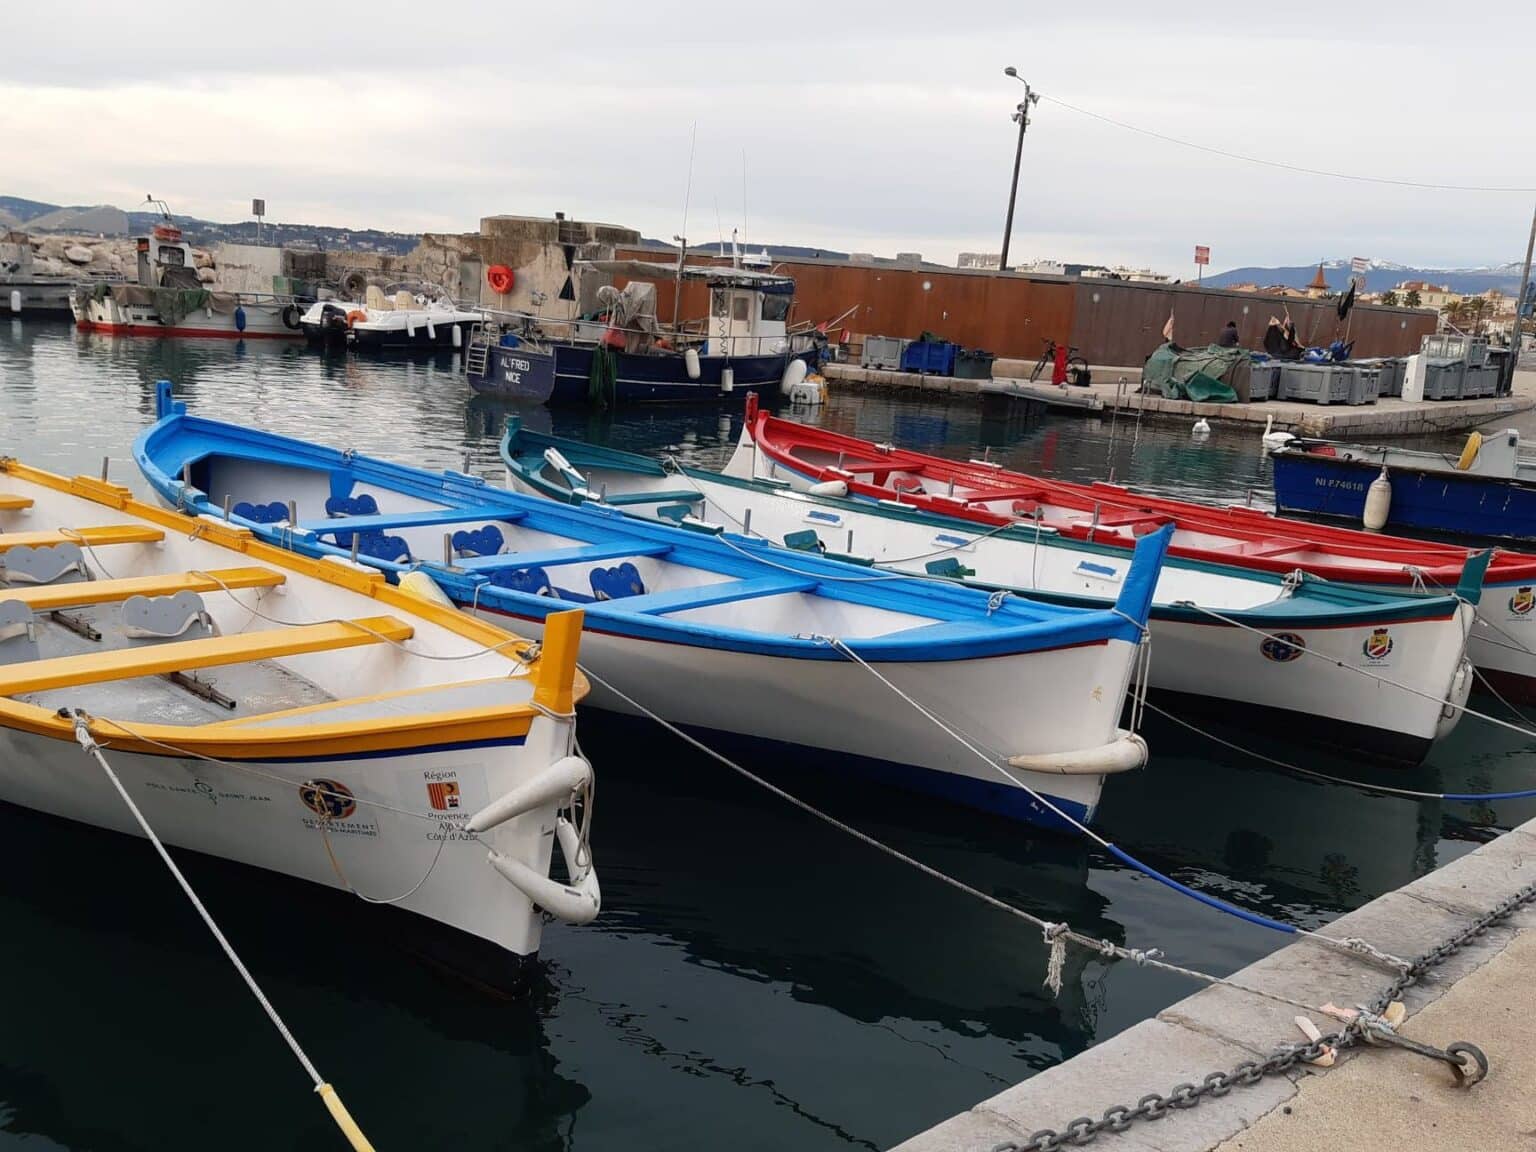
[2,195,419,256]
[1206,259,1527,296]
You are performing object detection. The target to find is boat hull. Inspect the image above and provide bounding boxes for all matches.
[72,294,303,339]
[550,342,806,405]
[1272,450,1536,542]
[470,604,1132,827]
[0,727,563,960]
[468,344,559,403]
[350,318,476,353]
[503,463,1473,760]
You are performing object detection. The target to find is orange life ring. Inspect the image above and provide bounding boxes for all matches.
[486,264,515,295]
[345,309,367,327]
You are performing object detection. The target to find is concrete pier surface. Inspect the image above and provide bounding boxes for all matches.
[822,362,1536,439]
[891,815,1536,1152]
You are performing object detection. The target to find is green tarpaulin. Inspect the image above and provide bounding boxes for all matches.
[1143,343,1241,402]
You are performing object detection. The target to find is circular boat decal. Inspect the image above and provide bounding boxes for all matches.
[1363,628,1394,662]
[299,778,357,821]
[1260,632,1306,663]
[1510,587,1534,617]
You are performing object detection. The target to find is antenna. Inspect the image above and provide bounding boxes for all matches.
[715,197,725,257]
[679,122,697,248]
[741,150,749,250]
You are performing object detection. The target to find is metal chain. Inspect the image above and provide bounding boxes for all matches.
[987,875,1536,1152]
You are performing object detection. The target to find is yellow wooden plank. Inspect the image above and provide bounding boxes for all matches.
[533,608,584,717]
[0,567,286,612]
[0,615,414,697]
[0,495,33,511]
[0,525,165,553]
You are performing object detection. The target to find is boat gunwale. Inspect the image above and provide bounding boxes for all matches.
[134,411,1165,661]
[498,424,1469,631]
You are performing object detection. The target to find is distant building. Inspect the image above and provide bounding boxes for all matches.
[1017,258,1067,276]
[1395,280,1460,311]
[1307,262,1331,298]
[957,252,1001,270]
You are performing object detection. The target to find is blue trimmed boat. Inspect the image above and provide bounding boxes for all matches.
[135,382,1173,827]
[498,422,1482,765]
[1271,430,1536,543]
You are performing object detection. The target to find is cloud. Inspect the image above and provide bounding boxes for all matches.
[4,0,1533,273]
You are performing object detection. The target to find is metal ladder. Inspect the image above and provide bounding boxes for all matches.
[464,322,491,377]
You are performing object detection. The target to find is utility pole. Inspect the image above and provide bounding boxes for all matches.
[1511,198,1536,390]
[999,67,1038,273]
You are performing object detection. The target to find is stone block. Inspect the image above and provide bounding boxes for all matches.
[889,1106,1029,1152]
[972,1019,1298,1152]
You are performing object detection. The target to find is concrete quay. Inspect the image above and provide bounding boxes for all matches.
[891,815,1536,1152]
[821,361,1536,439]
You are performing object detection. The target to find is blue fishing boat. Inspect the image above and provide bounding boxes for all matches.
[135,382,1172,827]
[1270,429,1536,542]
[465,260,822,405]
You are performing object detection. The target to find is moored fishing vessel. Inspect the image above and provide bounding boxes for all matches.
[500,422,1481,763]
[1271,429,1536,542]
[728,397,1536,702]
[0,458,598,982]
[464,261,823,405]
[299,290,483,352]
[135,383,1174,828]
[70,216,304,339]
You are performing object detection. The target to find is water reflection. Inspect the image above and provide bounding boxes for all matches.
[2,322,1535,1151]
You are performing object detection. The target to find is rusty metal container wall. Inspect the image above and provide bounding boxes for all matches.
[1070,281,1438,365]
[609,248,1434,365]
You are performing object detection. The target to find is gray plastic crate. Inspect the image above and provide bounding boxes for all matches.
[1279,363,1352,404]
[1380,358,1405,396]
[861,335,908,371]
[1247,362,1280,401]
[1464,364,1498,397]
[1346,366,1381,405]
[1422,358,1465,399]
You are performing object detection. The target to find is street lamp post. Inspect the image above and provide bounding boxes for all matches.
[999,66,1039,273]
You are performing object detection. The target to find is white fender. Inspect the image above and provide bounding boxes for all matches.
[466,755,591,834]
[426,316,437,341]
[780,357,808,395]
[488,816,601,924]
[8,290,19,314]
[1006,730,1148,776]
[684,347,701,380]
[1363,467,1391,532]
[808,479,848,497]
[451,324,463,349]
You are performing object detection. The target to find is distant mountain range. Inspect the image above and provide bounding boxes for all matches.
[1205,258,1529,296]
[0,195,419,256]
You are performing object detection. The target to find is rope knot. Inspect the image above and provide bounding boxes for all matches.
[1042,923,1069,997]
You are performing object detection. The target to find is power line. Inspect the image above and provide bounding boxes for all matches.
[1040,93,1536,195]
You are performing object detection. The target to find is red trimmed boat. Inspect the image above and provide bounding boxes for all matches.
[727,395,1536,700]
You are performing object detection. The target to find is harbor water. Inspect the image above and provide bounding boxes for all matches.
[3,322,1534,1151]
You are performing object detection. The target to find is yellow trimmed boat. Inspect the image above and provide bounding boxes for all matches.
[0,459,597,982]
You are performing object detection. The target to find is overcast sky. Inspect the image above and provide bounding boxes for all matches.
[6,1,1534,275]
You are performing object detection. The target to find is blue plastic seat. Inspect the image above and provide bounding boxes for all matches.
[452,525,505,558]
[489,566,556,597]
[233,500,290,525]
[324,493,379,518]
[353,531,411,564]
[589,562,646,601]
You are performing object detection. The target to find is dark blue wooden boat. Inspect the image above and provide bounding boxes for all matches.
[1271,430,1536,542]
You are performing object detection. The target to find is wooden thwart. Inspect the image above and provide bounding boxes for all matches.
[0,615,413,697]
[0,525,165,552]
[0,495,33,511]
[0,567,286,611]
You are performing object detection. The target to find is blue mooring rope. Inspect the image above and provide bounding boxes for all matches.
[1103,844,1298,934]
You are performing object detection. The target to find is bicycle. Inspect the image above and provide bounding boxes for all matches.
[1029,338,1091,386]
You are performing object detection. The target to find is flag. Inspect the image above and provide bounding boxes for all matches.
[1336,281,1357,321]
[1161,311,1175,342]
[426,780,461,810]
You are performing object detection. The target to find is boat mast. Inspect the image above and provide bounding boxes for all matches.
[673,123,697,338]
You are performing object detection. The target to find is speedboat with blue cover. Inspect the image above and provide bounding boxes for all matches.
[498,422,1482,764]
[135,382,1172,827]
